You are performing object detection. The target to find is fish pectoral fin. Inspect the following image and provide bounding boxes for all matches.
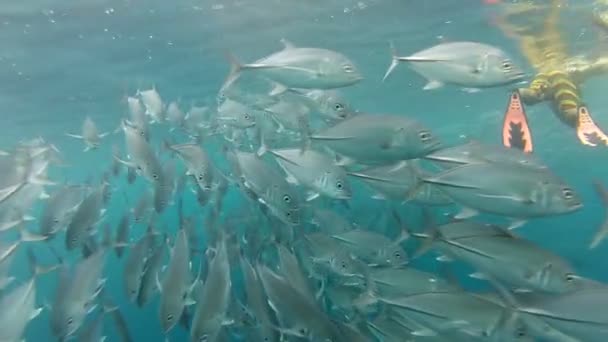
[474,54,489,74]
[436,255,453,262]
[462,88,481,93]
[306,191,320,201]
[29,307,43,320]
[454,207,478,220]
[507,220,527,230]
[423,80,444,90]
[469,272,489,280]
[184,297,196,306]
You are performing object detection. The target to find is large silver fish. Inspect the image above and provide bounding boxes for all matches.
[224,39,362,91]
[311,113,441,165]
[384,41,525,90]
[425,140,547,170]
[414,162,582,224]
[412,220,583,294]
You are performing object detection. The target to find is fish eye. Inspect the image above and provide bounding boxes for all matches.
[153,173,159,180]
[197,174,204,181]
[342,64,354,73]
[53,218,60,224]
[198,334,208,342]
[502,61,512,70]
[419,131,432,142]
[336,181,343,189]
[167,314,174,322]
[282,195,291,203]
[244,113,251,120]
[393,251,402,259]
[67,317,73,326]
[334,103,344,111]
[565,273,576,282]
[562,188,574,199]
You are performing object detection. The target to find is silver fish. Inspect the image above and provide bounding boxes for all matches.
[384,41,525,90]
[65,183,107,251]
[382,291,528,341]
[165,142,215,191]
[216,98,257,129]
[38,185,86,238]
[224,39,362,91]
[0,277,41,342]
[311,113,441,165]
[50,250,107,341]
[117,119,163,183]
[190,238,232,342]
[414,162,582,224]
[138,87,165,123]
[296,89,356,121]
[425,140,547,170]
[239,255,279,342]
[412,220,582,294]
[256,265,342,341]
[66,116,108,152]
[137,243,165,308]
[348,161,452,205]
[158,229,193,333]
[267,148,351,201]
[123,231,155,302]
[229,151,300,225]
[330,228,408,267]
[167,101,185,130]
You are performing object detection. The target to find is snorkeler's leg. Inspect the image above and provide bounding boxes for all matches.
[502,90,534,153]
[576,106,608,146]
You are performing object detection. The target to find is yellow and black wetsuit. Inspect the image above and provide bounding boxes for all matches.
[496,0,608,148]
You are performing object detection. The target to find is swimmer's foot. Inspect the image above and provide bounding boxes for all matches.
[502,91,533,153]
[577,106,608,147]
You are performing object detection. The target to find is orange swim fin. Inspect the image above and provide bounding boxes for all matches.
[502,91,533,153]
[576,106,608,147]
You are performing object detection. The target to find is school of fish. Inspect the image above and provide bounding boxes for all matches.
[2,26,608,342]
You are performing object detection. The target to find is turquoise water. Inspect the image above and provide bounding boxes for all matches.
[3,0,608,341]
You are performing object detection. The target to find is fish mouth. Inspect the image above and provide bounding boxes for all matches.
[426,140,443,153]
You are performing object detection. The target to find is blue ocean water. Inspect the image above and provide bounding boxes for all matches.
[2,0,608,341]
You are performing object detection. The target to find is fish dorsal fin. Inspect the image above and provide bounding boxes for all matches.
[280,38,296,50]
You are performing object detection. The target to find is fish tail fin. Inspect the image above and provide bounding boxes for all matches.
[221,52,243,93]
[382,41,400,82]
[590,180,608,249]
